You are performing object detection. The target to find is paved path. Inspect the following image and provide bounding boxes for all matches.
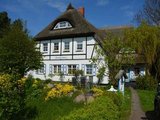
[129,87,148,120]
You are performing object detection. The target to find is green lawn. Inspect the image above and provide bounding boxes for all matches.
[137,90,156,112]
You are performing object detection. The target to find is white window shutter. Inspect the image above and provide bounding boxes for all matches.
[61,65,64,73]
[92,65,96,76]
[44,64,46,74]
[82,64,85,73]
[64,65,67,74]
[49,64,52,74]
[76,64,79,70]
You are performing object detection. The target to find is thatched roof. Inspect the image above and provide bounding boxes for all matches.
[35,4,105,43]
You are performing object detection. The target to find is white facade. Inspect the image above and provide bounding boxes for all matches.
[31,36,109,84]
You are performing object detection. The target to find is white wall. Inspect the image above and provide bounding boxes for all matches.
[32,36,109,84]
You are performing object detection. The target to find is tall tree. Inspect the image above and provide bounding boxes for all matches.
[0,14,42,78]
[125,22,160,80]
[0,12,11,38]
[135,0,160,26]
[92,32,134,85]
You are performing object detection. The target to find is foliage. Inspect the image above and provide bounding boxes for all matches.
[91,87,104,97]
[105,91,123,107]
[136,75,158,90]
[0,12,42,78]
[135,0,160,26]
[0,74,25,120]
[73,69,84,77]
[125,23,160,80]
[60,96,119,120]
[0,12,10,38]
[45,83,74,101]
[92,32,134,85]
[137,90,155,111]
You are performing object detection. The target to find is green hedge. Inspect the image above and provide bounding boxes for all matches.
[136,75,157,90]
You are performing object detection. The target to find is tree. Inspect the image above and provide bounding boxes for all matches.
[0,15,42,78]
[92,32,134,85]
[125,22,160,80]
[135,0,160,26]
[0,12,11,38]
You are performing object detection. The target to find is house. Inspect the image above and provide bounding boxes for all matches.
[31,4,145,83]
[31,4,109,84]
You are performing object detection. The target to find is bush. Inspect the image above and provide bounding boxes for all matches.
[0,74,25,120]
[60,96,119,120]
[136,75,157,90]
[91,87,104,97]
[45,83,74,101]
[104,91,123,107]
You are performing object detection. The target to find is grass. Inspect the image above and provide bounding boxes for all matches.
[137,89,156,112]
[15,85,132,120]
[119,88,132,120]
[26,97,84,120]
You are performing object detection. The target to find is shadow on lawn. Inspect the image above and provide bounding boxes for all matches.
[13,106,38,120]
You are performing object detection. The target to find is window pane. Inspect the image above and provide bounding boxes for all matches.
[58,65,61,73]
[54,43,59,51]
[86,65,92,74]
[64,42,69,50]
[53,65,61,73]
[77,41,83,50]
[43,43,48,51]
[68,65,77,74]
[54,21,72,29]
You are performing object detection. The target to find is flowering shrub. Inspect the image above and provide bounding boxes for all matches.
[91,87,104,97]
[45,83,74,101]
[0,74,25,120]
[17,77,27,88]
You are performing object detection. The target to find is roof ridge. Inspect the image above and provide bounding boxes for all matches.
[66,3,75,10]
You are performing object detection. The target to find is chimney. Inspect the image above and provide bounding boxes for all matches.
[78,7,85,17]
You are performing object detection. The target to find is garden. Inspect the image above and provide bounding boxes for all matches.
[0,74,131,120]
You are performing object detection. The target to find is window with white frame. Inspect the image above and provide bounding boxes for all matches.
[37,64,46,74]
[77,41,83,51]
[64,42,70,52]
[43,43,48,52]
[53,43,59,52]
[86,65,92,75]
[68,65,77,74]
[54,21,72,30]
[53,65,61,74]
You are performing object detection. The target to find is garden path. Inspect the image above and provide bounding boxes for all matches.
[129,87,148,120]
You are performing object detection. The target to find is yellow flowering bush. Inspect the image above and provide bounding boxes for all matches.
[45,83,74,101]
[91,87,104,97]
[17,77,27,88]
[0,74,13,90]
[0,74,25,119]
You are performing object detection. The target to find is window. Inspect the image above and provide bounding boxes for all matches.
[53,43,59,52]
[134,68,140,76]
[68,65,77,74]
[86,65,92,75]
[77,41,83,51]
[53,65,61,74]
[43,43,48,52]
[54,21,72,29]
[64,42,70,52]
[36,64,45,74]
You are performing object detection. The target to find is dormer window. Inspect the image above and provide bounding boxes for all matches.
[54,21,72,29]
